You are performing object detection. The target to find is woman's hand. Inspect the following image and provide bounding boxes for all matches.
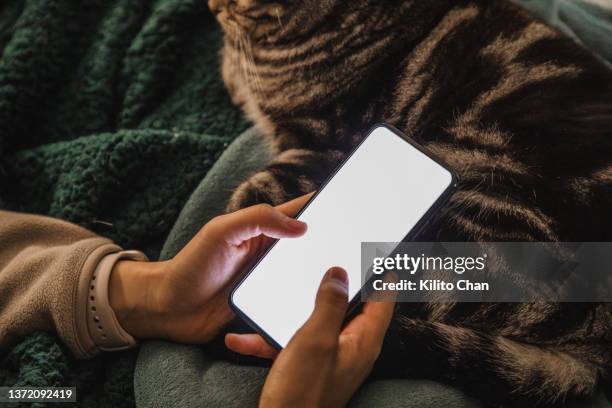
[108,194,311,343]
[225,268,396,408]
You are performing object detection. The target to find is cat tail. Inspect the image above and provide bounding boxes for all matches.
[376,316,603,405]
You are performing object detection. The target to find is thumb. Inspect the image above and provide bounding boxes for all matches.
[301,267,349,339]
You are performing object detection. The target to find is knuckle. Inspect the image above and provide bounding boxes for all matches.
[253,203,274,217]
[208,214,225,226]
[350,335,381,364]
[295,327,338,354]
[319,282,348,305]
[307,337,338,354]
[203,215,224,234]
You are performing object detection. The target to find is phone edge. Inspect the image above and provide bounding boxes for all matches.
[228,123,460,351]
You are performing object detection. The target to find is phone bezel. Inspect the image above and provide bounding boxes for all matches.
[228,123,459,350]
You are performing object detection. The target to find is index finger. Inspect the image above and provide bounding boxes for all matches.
[275,192,315,218]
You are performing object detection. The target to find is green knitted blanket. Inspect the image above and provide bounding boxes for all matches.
[0,1,246,406]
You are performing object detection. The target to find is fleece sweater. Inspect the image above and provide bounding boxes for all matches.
[0,210,128,359]
[0,1,246,402]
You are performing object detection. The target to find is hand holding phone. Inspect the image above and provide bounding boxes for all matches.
[230,124,457,349]
[109,194,311,344]
[227,267,396,408]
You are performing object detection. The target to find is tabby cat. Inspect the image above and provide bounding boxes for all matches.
[208,0,612,404]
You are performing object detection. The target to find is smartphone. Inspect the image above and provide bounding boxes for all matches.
[229,124,458,349]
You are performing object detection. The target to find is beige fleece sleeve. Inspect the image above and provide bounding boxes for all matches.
[0,210,122,358]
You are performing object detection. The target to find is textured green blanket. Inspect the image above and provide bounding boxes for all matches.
[0,1,246,406]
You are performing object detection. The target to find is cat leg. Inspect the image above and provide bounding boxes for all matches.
[226,148,345,212]
[375,315,607,405]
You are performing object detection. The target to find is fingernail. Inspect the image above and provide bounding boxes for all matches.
[327,267,348,287]
[287,218,307,230]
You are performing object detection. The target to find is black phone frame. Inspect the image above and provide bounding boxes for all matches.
[228,123,459,350]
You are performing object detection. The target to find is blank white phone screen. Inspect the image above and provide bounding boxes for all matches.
[231,125,453,348]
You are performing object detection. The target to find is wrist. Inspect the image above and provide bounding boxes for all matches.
[109,259,169,340]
